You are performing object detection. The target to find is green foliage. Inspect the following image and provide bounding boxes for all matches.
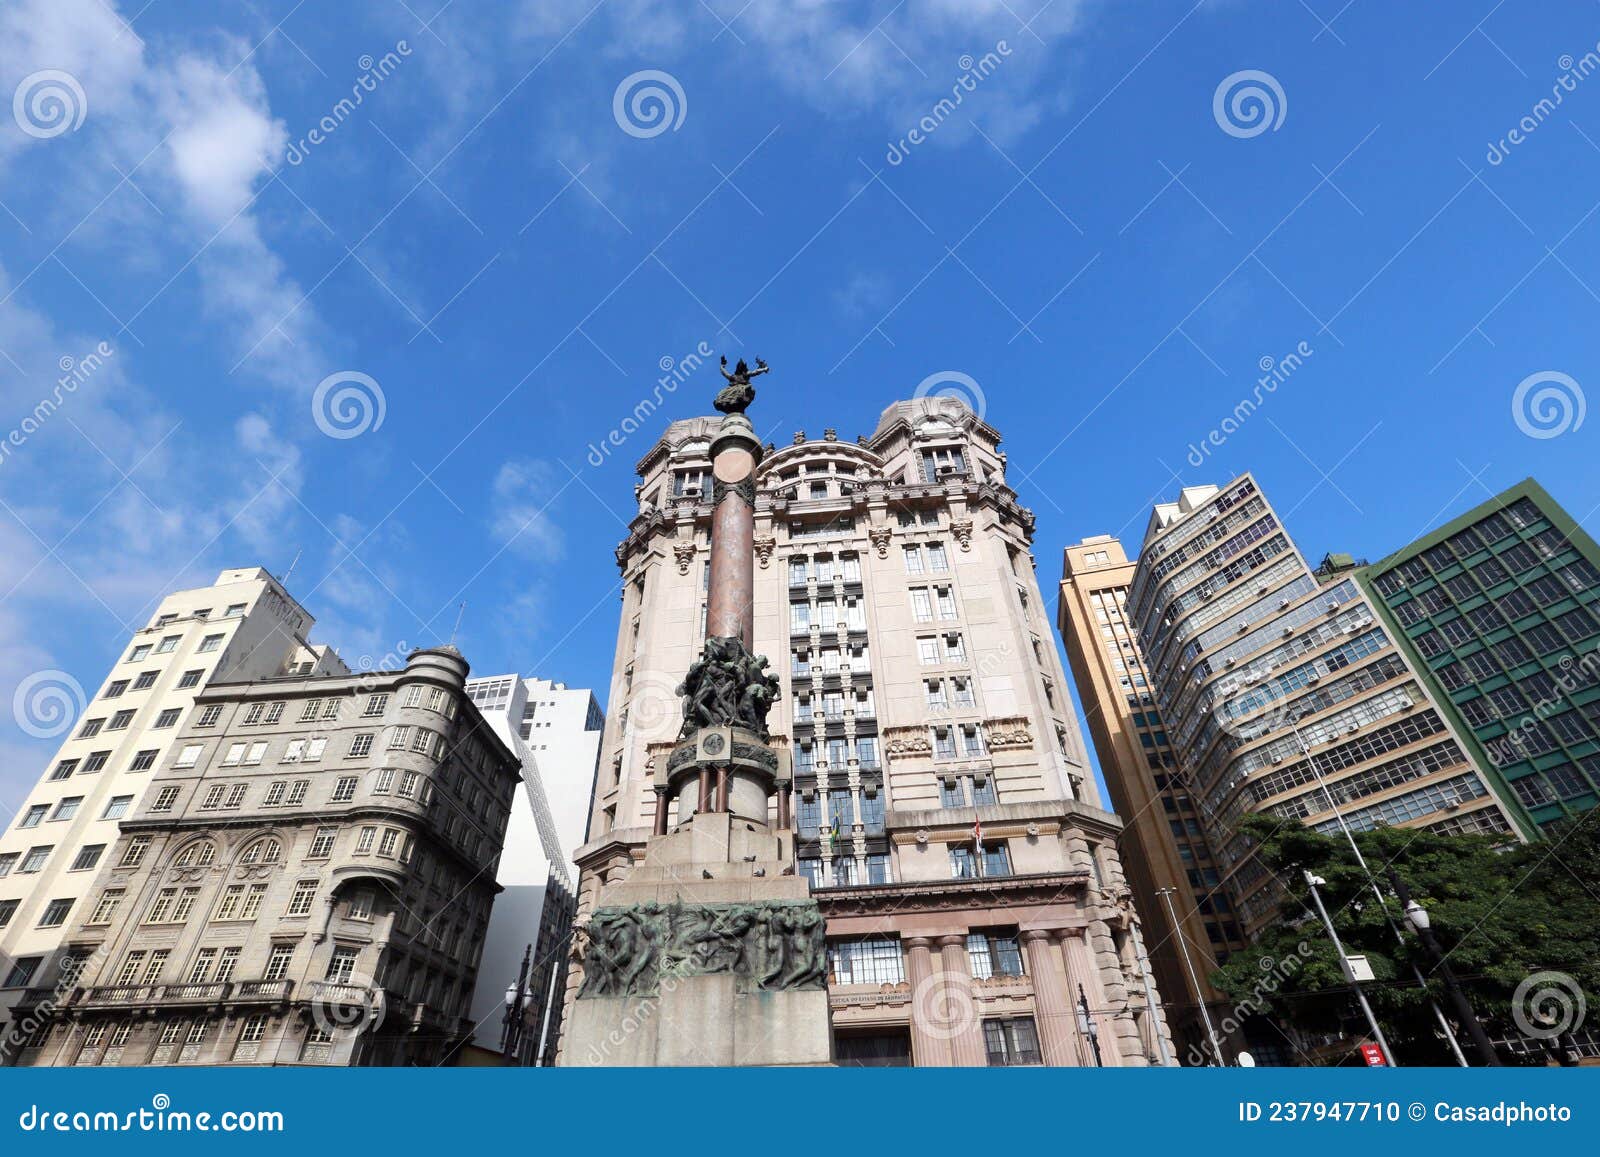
[1208,813,1600,1065]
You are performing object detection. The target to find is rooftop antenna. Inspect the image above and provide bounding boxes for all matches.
[282,547,303,585]
[448,601,467,647]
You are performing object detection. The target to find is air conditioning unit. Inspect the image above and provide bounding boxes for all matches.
[1225,657,1237,668]
[1258,584,1270,595]
[1237,622,1249,634]
[1279,598,1291,609]
[1282,627,1293,637]
[1325,602,1339,613]
[1397,697,1414,710]
[1306,674,1320,685]
[1271,755,1284,765]
[1344,624,1360,634]
[1243,673,1258,685]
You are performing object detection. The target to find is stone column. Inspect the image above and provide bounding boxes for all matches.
[938,934,988,1067]
[1022,930,1078,1067]
[706,416,760,647]
[652,787,669,836]
[905,937,952,1067]
[1060,927,1119,1067]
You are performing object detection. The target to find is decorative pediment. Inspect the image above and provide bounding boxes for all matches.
[985,717,1033,750]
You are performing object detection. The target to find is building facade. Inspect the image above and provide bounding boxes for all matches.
[9,647,521,1067]
[1058,535,1247,1063]
[562,398,1174,1067]
[0,568,342,1058]
[1126,475,1523,938]
[1358,479,1600,832]
[461,674,602,1063]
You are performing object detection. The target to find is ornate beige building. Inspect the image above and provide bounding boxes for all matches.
[11,647,522,1067]
[562,397,1173,1066]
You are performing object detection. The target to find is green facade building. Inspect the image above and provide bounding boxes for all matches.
[1357,479,1600,836]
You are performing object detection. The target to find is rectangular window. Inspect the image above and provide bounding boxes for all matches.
[356,826,377,854]
[133,671,159,690]
[264,945,294,981]
[104,680,129,698]
[307,828,337,859]
[89,889,123,924]
[983,1017,1042,1066]
[224,784,248,809]
[149,787,179,812]
[20,845,52,873]
[332,777,359,803]
[154,634,181,654]
[286,882,318,917]
[129,749,158,772]
[967,931,1025,979]
[18,804,47,828]
[37,898,73,928]
[118,836,151,867]
[82,751,110,773]
[173,744,204,769]
[239,885,267,920]
[362,694,389,717]
[378,829,400,857]
[51,797,83,820]
[177,669,203,689]
[70,844,105,872]
[153,708,181,729]
[200,784,227,810]
[197,634,224,653]
[349,733,374,757]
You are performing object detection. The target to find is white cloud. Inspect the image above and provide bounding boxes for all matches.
[0,0,319,391]
[490,459,567,560]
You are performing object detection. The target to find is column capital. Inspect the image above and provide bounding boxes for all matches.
[1019,928,1054,945]
[935,933,968,949]
[905,936,936,952]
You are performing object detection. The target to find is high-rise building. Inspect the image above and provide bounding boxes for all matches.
[10,646,521,1067]
[461,674,602,1063]
[1058,535,1247,1063]
[563,399,1174,1066]
[0,568,341,1055]
[1357,479,1600,833]
[1126,475,1524,938]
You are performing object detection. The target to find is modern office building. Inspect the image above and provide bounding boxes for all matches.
[9,646,522,1067]
[1358,479,1600,832]
[562,399,1175,1067]
[1058,535,1247,1063]
[0,568,342,1058]
[461,674,602,1064]
[1126,475,1523,937]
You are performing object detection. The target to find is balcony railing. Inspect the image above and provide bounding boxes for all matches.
[75,978,292,1008]
[309,980,377,1007]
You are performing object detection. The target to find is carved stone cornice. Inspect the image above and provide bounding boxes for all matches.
[881,725,931,758]
[812,871,1090,919]
[984,716,1033,750]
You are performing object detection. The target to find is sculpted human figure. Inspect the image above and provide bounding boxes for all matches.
[713,356,769,415]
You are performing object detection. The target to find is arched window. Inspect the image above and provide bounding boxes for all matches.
[173,841,216,869]
[239,837,282,866]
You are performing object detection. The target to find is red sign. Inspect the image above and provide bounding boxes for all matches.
[1359,1043,1388,1067]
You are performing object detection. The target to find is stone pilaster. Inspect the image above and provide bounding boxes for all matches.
[1022,930,1078,1066]
[905,937,951,1067]
[937,934,988,1067]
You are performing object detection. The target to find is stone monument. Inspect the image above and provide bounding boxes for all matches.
[561,357,835,1066]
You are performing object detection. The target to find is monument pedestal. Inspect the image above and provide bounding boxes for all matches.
[563,813,833,1067]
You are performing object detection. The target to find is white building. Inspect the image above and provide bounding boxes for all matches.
[0,568,343,1053]
[461,675,602,1060]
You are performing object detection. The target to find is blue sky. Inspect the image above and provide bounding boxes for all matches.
[1,0,1597,807]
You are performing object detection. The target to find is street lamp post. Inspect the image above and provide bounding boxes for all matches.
[1076,983,1105,1067]
[1287,716,1469,1066]
[1304,871,1397,1066]
[1157,885,1227,1066]
[1388,871,1500,1066]
[500,942,532,1066]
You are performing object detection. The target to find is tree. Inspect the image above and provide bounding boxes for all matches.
[1208,812,1600,1066]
